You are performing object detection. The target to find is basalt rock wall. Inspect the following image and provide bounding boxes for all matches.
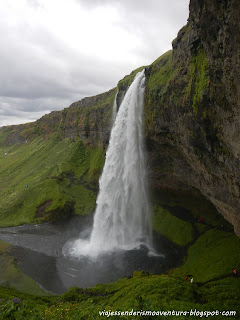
[144,0,240,236]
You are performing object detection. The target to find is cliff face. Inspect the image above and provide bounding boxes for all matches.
[144,0,240,236]
[2,88,116,149]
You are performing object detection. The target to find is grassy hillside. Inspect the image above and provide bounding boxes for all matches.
[172,228,240,282]
[0,85,119,227]
[0,134,105,226]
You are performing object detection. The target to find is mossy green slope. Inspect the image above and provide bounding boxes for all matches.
[152,205,194,246]
[172,229,240,282]
[152,191,240,284]
[0,135,104,227]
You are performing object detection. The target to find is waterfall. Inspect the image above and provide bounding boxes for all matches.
[67,70,152,258]
[111,90,118,126]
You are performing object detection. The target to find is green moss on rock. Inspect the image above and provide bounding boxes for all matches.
[185,48,209,114]
[147,50,173,92]
[152,205,194,246]
[144,50,175,135]
[172,229,240,282]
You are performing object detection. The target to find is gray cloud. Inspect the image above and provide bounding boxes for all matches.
[26,0,42,9]
[0,0,189,126]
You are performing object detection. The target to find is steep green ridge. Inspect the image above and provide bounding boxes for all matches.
[0,135,104,226]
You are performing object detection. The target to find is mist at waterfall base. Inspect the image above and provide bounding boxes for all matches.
[0,215,179,293]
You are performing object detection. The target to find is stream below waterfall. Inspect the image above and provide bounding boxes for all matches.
[0,214,182,294]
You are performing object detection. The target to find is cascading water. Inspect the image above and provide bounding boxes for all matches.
[65,70,152,258]
[111,90,118,126]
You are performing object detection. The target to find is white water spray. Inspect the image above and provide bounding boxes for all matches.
[65,70,152,258]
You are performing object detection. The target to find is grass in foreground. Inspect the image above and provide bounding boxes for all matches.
[0,273,239,319]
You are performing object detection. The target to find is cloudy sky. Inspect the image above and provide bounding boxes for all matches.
[0,0,189,127]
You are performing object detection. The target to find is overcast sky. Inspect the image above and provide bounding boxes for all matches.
[0,0,189,127]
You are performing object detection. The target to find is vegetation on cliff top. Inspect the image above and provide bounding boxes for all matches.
[117,66,146,94]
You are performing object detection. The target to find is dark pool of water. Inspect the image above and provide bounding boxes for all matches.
[0,215,182,294]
